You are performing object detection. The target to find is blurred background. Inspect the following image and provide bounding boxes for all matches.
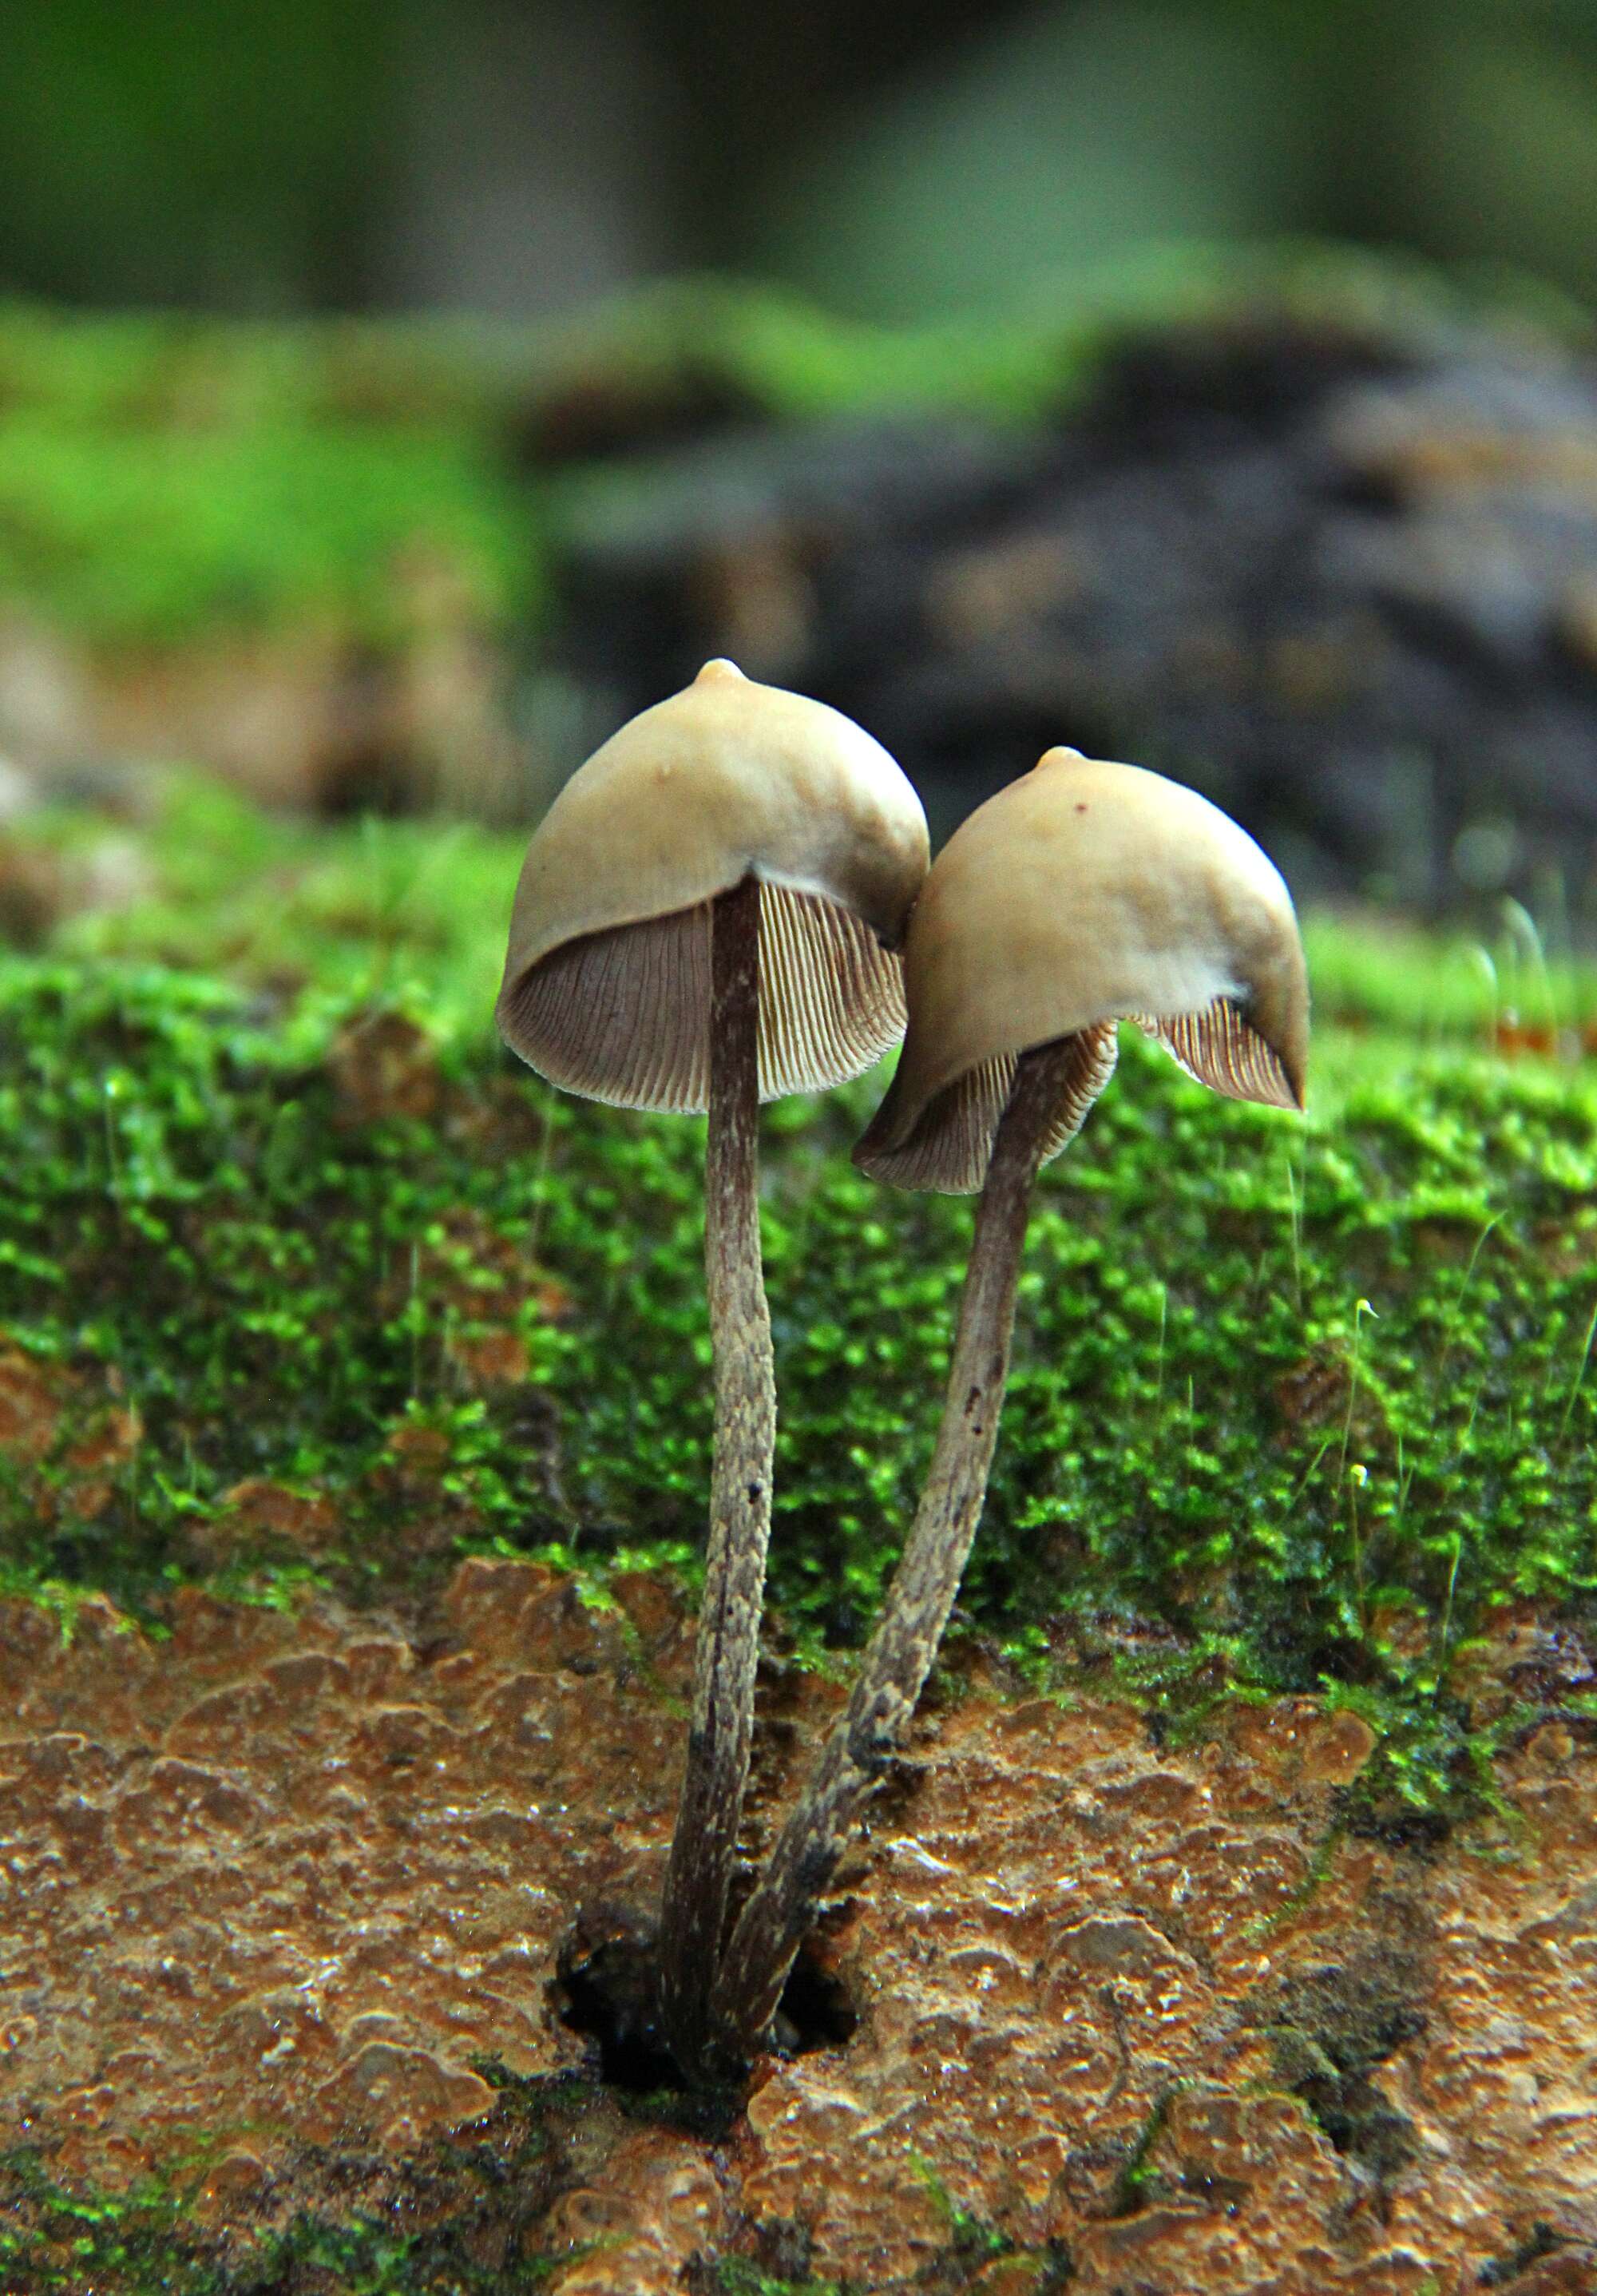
[6,0,1597,321]
[1,0,1595,918]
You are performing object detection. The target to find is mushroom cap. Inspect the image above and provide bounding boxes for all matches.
[856,747,1309,1193]
[496,660,930,1112]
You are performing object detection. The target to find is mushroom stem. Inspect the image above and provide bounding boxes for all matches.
[658,871,776,2080]
[707,1033,1084,2066]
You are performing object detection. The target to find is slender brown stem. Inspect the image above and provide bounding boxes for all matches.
[706,1036,1083,2068]
[658,873,776,2080]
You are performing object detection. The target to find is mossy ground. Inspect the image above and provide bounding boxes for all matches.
[0,2113,853,2295]
[0,2075,617,2294]
[5,262,1595,2296]
[4,775,1595,1822]
[10,822,1593,2292]
[3,783,1597,2296]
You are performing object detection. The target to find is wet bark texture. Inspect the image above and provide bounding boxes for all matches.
[2,1566,1592,2294]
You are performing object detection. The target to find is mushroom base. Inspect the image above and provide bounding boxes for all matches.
[708,1029,1107,2064]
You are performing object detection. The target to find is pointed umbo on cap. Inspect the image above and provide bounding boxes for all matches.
[856,747,1309,1193]
[496,661,930,1111]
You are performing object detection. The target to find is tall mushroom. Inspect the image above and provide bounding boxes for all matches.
[495,659,928,2080]
[708,746,1308,2065]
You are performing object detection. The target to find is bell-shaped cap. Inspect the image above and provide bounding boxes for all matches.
[496,660,930,1112]
[856,747,1309,1193]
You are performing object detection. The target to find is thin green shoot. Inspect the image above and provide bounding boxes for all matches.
[1347,1460,1369,1636]
[1337,1297,1377,1485]
[1287,1430,1337,1509]
[1558,1298,1597,1443]
[1435,1218,1500,1399]
[1466,943,1499,1053]
[1283,1149,1304,1312]
[1500,895,1559,1046]
[1435,1529,1464,1692]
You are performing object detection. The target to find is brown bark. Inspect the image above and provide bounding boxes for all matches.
[657,873,776,2079]
[707,1033,1084,2066]
[3,1560,1589,2295]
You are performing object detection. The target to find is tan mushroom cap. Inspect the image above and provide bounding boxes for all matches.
[857,747,1310,1193]
[496,660,930,1112]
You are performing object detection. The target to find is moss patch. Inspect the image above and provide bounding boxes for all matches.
[0,305,536,646]
[0,2071,592,2292]
[2,782,1595,1823]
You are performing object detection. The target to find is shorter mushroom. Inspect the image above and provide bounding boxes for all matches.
[496,660,927,2080]
[707,746,1308,2064]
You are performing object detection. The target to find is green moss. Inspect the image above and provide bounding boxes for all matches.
[905,2153,1015,2267]
[697,2264,846,2296]
[1302,907,1597,1050]
[0,409,533,647]
[0,2073,577,2292]
[0,2151,212,2295]
[42,774,517,1041]
[2,786,1595,1812]
[0,301,543,646]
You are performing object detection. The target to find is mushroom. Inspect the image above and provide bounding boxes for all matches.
[495,659,928,2079]
[707,746,1308,2064]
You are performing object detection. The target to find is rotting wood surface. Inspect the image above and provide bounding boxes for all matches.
[1,1557,1593,2294]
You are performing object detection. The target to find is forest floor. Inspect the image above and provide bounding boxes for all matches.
[0,783,1595,2291]
[3,1555,1596,2294]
